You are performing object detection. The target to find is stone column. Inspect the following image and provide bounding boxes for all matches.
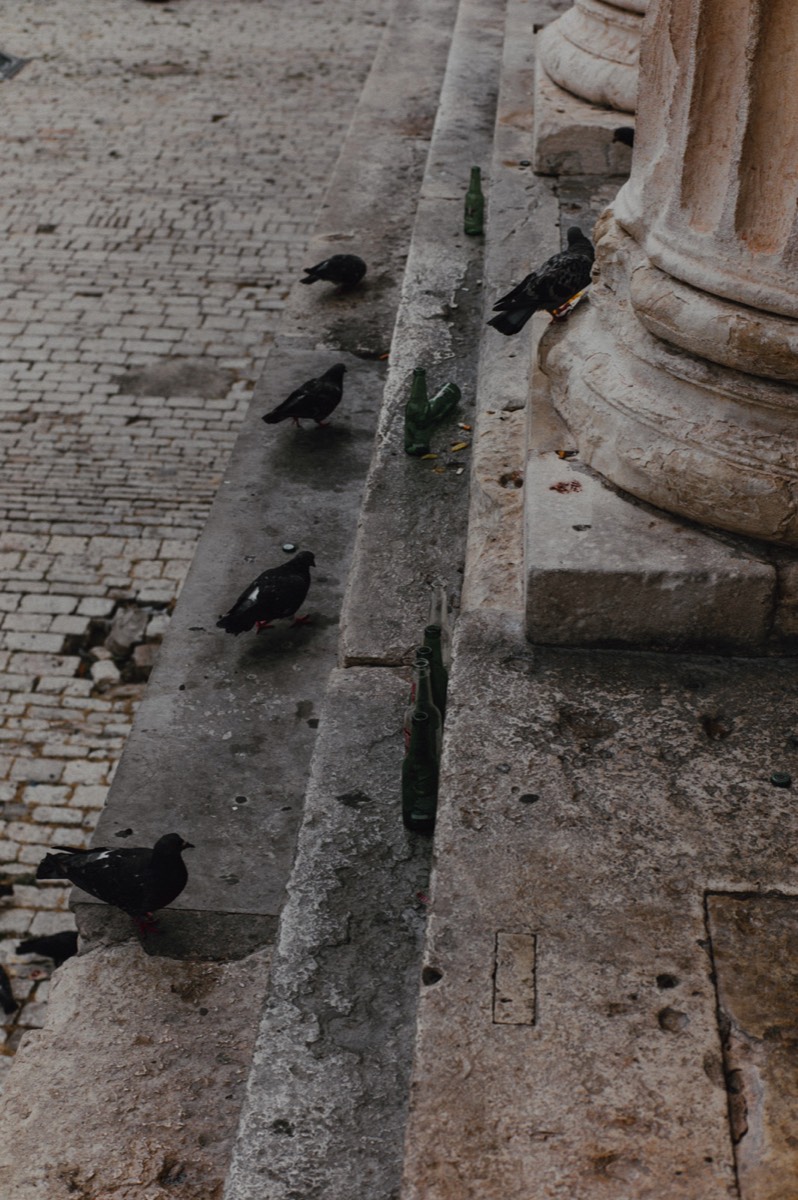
[534,0,649,175]
[539,0,798,545]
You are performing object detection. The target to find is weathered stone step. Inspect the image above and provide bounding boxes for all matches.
[224,0,508,1194]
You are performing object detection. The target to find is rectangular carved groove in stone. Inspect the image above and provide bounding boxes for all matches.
[706,891,798,1200]
[492,931,536,1025]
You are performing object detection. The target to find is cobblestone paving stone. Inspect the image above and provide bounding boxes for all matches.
[0,0,392,1074]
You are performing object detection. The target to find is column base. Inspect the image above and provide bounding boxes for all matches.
[524,313,798,653]
[533,61,634,176]
[539,213,798,547]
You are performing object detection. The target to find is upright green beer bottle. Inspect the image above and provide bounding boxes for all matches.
[402,710,440,834]
[404,367,431,456]
[463,166,484,236]
[403,658,442,758]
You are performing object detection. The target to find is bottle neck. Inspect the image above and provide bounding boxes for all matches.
[414,663,435,711]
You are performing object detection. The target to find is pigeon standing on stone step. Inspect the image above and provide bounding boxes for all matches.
[300,254,367,288]
[17,930,79,968]
[488,226,595,335]
[217,551,316,636]
[262,364,346,428]
[35,833,193,933]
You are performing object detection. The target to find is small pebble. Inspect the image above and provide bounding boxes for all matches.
[771,772,792,788]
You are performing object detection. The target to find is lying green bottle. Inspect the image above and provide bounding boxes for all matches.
[427,382,461,424]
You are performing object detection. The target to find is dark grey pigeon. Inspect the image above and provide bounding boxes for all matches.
[300,254,366,288]
[217,550,315,636]
[263,364,346,427]
[17,930,79,968]
[36,833,193,933]
[0,964,16,1016]
[488,227,594,335]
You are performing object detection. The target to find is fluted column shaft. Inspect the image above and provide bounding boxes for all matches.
[539,0,798,545]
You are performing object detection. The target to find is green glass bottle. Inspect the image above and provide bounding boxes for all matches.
[464,166,484,236]
[427,382,461,424]
[423,623,448,721]
[404,367,431,456]
[403,658,442,757]
[402,710,439,834]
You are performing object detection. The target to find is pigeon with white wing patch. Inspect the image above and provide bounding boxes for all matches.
[36,833,193,934]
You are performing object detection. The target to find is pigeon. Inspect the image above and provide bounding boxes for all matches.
[36,833,193,933]
[300,254,366,288]
[17,930,79,968]
[613,126,635,148]
[217,550,315,635]
[488,226,595,335]
[0,964,16,1016]
[263,364,346,428]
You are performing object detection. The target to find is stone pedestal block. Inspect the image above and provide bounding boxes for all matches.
[533,0,647,175]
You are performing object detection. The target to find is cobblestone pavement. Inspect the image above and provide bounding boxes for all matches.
[0,0,391,1069]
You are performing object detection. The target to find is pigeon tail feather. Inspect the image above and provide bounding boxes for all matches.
[487,306,538,336]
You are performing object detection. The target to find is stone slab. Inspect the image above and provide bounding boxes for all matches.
[401,608,798,1200]
[533,58,635,176]
[224,667,432,1200]
[339,0,505,666]
[85,347,385,925]
[0,942,272,1200]
[525,361,777,651]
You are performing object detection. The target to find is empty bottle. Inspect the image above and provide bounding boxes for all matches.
[427,382,461,424]
[403,658,442,757]
[402,710,439,834]
[463,166,484,236]
[404,367,431,456]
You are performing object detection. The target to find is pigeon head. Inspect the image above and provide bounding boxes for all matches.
[152,833,194,855]
[291,551,316,569]
[566,226,589,246]
[325,363,346,379]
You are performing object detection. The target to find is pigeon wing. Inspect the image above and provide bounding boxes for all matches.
[536,249,593,310]
[250,565,311,620]
[263,379,317,424]
[491,270,541,313]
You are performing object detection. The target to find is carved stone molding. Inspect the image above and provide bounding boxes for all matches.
[537,0,647,113]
